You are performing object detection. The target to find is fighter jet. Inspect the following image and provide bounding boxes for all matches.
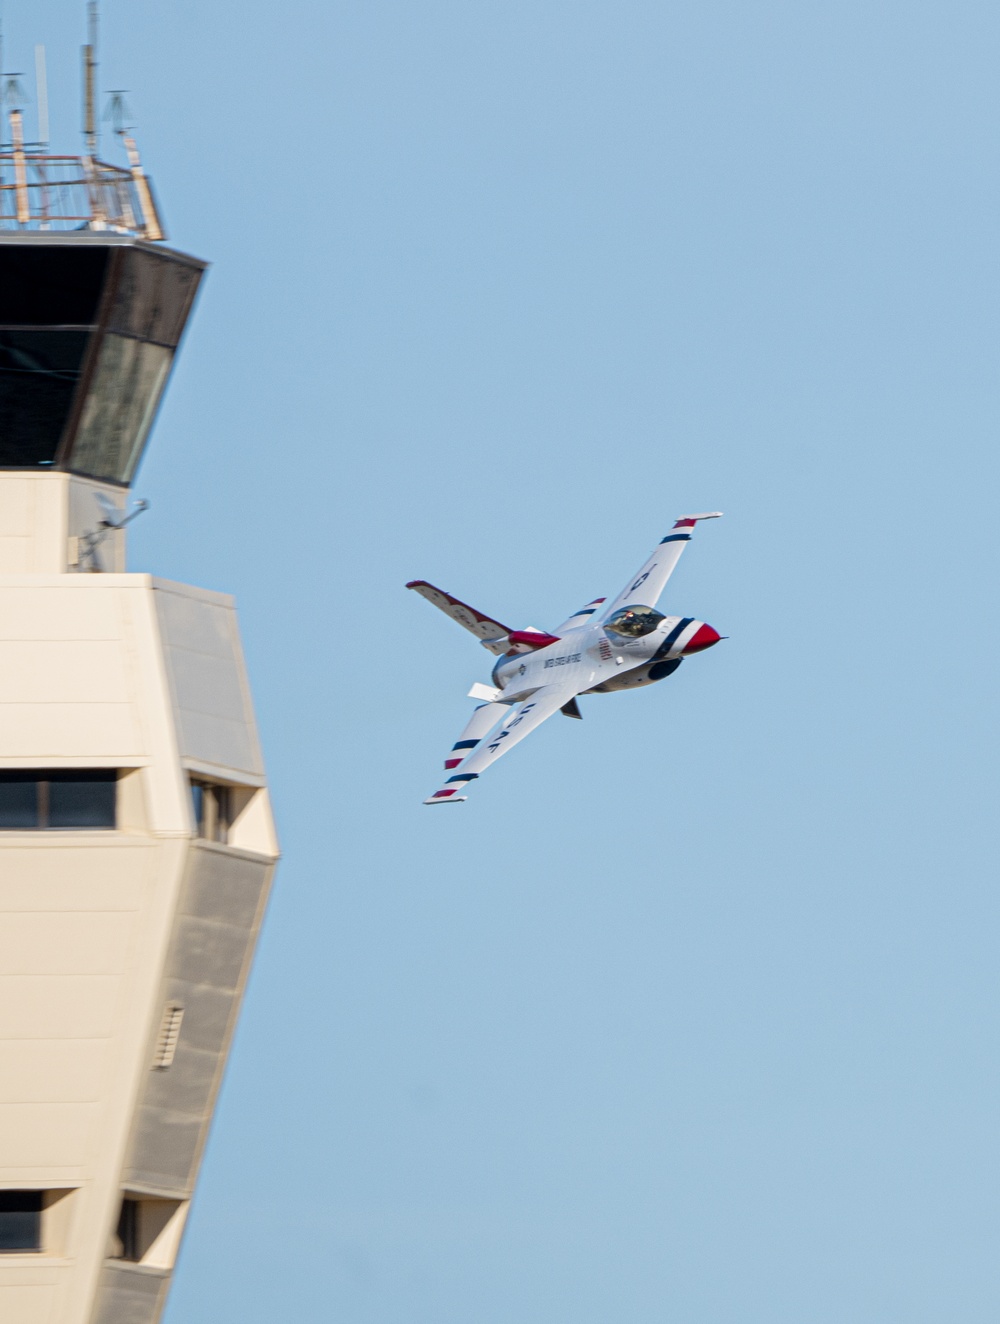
[408,513,724,804]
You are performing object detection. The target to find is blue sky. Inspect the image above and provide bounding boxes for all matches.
[19,1,1000,1318]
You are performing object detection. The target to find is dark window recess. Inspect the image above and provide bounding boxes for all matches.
[0,1191,42,1253]
[0,778,37,829]
[0,330,90,467]
[190,780,230,844]
[116,1198,140,1262]
[0,247,109,324]
[0,771,117,830]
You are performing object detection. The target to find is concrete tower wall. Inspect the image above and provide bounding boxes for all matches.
[0,569,278,1324]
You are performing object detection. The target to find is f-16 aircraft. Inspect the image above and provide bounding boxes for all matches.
[408,513,724,804]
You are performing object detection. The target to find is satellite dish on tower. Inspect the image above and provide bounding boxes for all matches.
[79,493,149,571]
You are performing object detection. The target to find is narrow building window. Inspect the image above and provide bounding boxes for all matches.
[0,778,37,829]
[0,1191,42,1252]
[48,772,116,827]
[116,1198,140,1261]
[190,779,230,843]
[189,781,204,832]
[0,772,116,830]
[214,785,231,842]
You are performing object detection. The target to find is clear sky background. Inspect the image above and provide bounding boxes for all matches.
[18,1,1000,1319]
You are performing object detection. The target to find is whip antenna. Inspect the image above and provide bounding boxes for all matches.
[34,44,48,146]
[83,0,98,156]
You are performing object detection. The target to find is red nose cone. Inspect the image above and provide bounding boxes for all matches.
[682,623,722,654]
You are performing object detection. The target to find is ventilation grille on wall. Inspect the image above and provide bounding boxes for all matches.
[153,1003,184,1069]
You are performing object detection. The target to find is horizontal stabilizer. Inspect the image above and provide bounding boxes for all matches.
[443,702,506,771]
[468,682,501,702]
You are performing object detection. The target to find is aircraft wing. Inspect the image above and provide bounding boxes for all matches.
[601,513,721,619]
[406,580,512,655]
[424,684,575,804]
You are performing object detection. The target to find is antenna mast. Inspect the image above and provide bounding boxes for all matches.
[35,45,49,147]
[83,0,98,157]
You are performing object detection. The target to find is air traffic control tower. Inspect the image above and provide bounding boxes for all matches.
[0,27,279,1324]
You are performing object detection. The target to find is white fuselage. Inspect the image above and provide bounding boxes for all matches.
[491,611,712,704]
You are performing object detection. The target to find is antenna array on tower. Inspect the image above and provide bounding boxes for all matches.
[0,1,164,237]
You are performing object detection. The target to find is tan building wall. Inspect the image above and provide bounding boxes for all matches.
[0,564,278,1324]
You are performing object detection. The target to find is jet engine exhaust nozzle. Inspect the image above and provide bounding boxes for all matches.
[681,623,722,654]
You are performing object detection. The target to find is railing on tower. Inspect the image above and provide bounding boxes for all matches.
[0,109,164,239]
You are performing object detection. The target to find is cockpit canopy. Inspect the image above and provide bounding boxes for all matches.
[603,605,666,638]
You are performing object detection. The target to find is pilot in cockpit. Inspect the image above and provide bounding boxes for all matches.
[603,606,665,638]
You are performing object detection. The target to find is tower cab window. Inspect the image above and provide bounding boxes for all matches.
[0,771,116,830]
[190,780,231,844]
[604,605,665,638]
